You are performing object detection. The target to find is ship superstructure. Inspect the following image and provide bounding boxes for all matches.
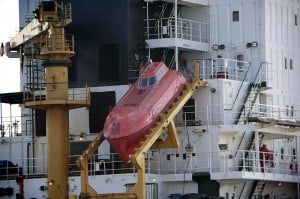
[0,0,300,199]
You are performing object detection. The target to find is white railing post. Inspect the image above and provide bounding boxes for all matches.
[147,154,150,173]
[146,2,149,39]
[174,154,177,175]
[235,61,238,80]
[235,151,238,171]
[159,153,161,175]
[180,19,183,39]
[190,20,192,40]
[242,151,246,171]
[209,151,212,172]
[175,0,177,39]
[224,152,226,173]
[206,105,209,126]
[157,19,160,38]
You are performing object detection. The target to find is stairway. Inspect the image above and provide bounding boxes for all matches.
[24,47,45,91]
[250,181,266,199]
[233,63,269,172]
[238,180,266,199]
[237,82,265,124]
[238,180,255,199]
[236,62,268,124]
[236,131,255,171]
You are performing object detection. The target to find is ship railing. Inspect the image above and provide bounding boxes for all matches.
[2,149,299,180]
[128,61,144,83]
[0,156,48,179]
[33,33,75,54]
[210,150,300,176]
[145,17,209,43]
[175,103,252,126]
[174,102,300,127]
[69,153,137,177]
[23,83,90,103]
[144,150,300,177]
[249,103,300,122]
[0,111,41,137]
[0,114,22,137]
[198,58,251,82]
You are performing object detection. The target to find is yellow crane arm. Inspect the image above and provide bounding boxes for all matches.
[4,1,72,57]
[8,19,49,50]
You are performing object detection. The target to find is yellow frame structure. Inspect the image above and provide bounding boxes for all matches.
[76,63,206,199]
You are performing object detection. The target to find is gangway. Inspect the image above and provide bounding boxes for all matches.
[76,63,207,199]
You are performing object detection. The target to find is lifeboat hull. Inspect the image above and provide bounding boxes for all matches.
[103,62,186,162]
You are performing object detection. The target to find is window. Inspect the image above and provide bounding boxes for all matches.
[89,92,116,132]
[293,148,296,159]
[232,11,239,22]
[284,58,287,69]
[138,76,157,87]
[139,77,148,87]
[236,54,244,68]
[157,68,166,81]
[290,59,293,70]
[281,148,284,159]
[35,109,46,136]
[182,98,196,126]
[149,76,157,86]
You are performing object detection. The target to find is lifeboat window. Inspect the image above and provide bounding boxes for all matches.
[157,68,166,81]
[149,76,157,86]
[139,77,148,87]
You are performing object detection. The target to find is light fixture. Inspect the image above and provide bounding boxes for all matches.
[79,132,86,141]
[219,44,225,49]
[0,43,4,56]
[251,41,258,47]
[149,177,156,182]
[212,44,225,50]
[246,41,258,48]
[212,44,219,50]
[47,180,54,186]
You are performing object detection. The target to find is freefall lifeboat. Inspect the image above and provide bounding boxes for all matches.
[103,62,186,162]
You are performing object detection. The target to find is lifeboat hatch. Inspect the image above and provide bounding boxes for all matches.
[137,89,145,95]
[112,122,121,135]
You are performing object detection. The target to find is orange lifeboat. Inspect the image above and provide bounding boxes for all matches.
[103,62,186,162]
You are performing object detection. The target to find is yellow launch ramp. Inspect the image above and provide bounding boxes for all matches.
[76,63,206,199]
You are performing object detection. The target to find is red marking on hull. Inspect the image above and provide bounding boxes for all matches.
[103,62,186,162]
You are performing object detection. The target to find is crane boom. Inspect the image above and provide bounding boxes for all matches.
[8,19,49,50]
[3,0,72,58]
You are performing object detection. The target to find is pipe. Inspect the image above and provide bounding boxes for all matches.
[32,109,35,173]
[27,143,31,174]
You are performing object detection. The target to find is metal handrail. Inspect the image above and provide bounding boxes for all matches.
[145,17,209,43]
[3,149,300,178]
[223,59,252,111]
[23,83,90,102]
